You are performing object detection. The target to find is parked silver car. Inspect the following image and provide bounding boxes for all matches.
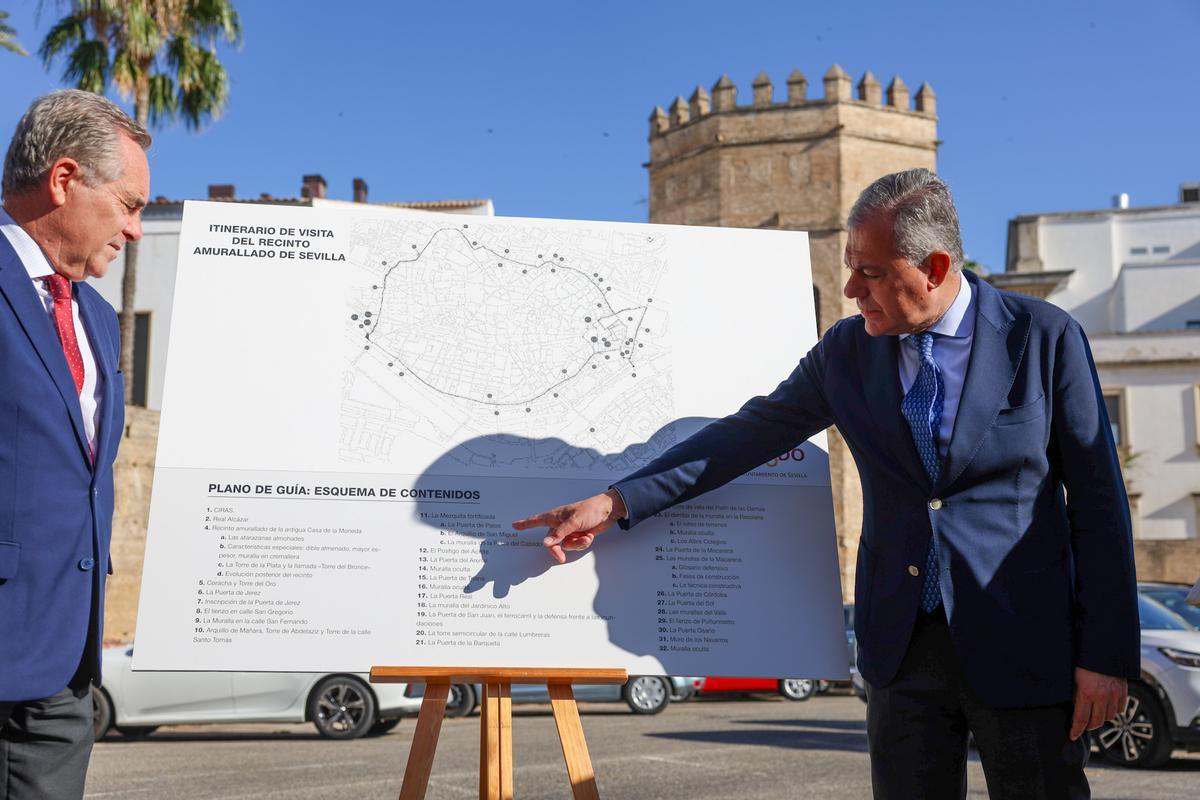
[408,675,701,716]
[92,645,421,741]
[1091,585,1200,768]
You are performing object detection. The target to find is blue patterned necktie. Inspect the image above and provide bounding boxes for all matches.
[901,332,944,613]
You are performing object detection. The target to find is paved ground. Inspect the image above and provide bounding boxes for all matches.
[85,694,1199,799]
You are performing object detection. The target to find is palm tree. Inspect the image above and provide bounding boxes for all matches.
[1,10,28,55]
[40,0,240,403]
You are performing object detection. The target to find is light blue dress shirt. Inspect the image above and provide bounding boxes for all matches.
[898,274,975,457]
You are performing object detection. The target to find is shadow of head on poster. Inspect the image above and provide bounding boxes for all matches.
[408,417,715,598]
[407,417,829,658]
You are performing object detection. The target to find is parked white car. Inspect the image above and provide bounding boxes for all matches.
[1091,586,1200,768]
[409,675,701,716]
[93,645,421,741]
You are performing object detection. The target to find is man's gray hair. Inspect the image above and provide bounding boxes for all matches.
[3,89,151,198]
[848,168,964,270]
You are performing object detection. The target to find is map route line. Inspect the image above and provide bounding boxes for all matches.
[358,225,654,409]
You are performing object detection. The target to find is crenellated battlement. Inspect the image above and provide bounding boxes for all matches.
[649,65,936,138]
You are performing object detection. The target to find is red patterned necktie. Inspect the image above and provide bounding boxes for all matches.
[45,273,86,394]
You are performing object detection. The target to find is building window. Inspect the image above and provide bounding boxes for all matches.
[1129,247,1148,256]
[1103,391,1126,447]
[132,312,151,407]
[1194,386,1200,449]
[1186,320,1200,330]
[1152,245,1170,254]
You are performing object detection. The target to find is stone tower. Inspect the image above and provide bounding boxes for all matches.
[647,66,940,598]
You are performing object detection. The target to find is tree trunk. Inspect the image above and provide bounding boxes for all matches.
[119,241,138,404]
[120,79,152,405]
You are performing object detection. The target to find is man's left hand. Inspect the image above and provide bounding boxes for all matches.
[1070,667,1127,741]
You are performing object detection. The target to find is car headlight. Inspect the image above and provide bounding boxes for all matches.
[1158,647,1200,669]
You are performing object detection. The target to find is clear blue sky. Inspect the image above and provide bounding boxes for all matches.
[2,0,1196,271]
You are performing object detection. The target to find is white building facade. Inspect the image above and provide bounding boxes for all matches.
[994,193,1200,540]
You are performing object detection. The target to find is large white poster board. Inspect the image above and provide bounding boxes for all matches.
[133,201,847,679]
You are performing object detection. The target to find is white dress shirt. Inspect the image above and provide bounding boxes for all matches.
[0,207,102,456]
[898,274,975,457]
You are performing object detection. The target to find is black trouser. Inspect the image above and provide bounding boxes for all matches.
[0,684,94,800]
[865,609,1090,800]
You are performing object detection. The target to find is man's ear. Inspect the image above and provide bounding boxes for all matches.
[46,157,83,208]
[924,251,953,288]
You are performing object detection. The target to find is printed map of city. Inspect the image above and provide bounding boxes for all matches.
[339,215,676,476]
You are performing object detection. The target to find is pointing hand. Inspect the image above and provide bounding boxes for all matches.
[512,489,628,564]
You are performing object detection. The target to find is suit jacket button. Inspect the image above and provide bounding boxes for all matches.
[928,498,943,510]
[79,557,96,571]
[907,565,920,577]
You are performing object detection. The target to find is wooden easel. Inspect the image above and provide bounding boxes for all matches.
[370,666,628,800]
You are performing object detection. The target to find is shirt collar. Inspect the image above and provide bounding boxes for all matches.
[0,205,57,280]
[899,272,975,341]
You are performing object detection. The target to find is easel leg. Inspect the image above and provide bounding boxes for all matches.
[399,680,450,800]
[499,684,513,800]
[548,683,600,800]
[479,682,513,800]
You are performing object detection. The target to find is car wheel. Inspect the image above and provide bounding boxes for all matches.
[444,683,477,718]
[92,688,113,742]
[778,679,816,701]
[1094,683,1173,769]
[115,725,158,739]
[308,675,378,740]
[365,717,402,737]
[624,676,670,715]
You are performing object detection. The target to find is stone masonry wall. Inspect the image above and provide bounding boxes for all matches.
[103,407,159,645]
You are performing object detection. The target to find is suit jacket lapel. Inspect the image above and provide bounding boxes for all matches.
[0,238,92,464]
[862,331,930,491]
[77,285,116,469]
[937,274,1031,493]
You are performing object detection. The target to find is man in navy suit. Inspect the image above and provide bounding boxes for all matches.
[0,90,150,799]
[515,169,1138,798]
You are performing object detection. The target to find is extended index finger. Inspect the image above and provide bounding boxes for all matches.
[512,509,563,531]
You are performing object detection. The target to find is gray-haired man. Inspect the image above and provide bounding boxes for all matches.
[0,90,150,799]
[517,168,1138,798]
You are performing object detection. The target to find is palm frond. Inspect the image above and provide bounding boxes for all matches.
[64,38,110,93]
[146,70,178,125]
[38,14,87,67]
[185,0,240,46]
[0,10,30,56]
[122,0,164,62]
[178,46,227,128]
